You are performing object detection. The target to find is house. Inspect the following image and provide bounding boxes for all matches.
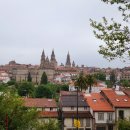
[0,71,10,83]
[23,98,58,122]
[59,91,93,130]
[84,93,115,130]
[101,89,130,122]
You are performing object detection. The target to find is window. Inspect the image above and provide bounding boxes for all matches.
[79,119,83,127]
[71,106,74,110]
[50,107,53,111]
[84,106,87,110]
[108,113,113,121]
[98,113,104,120]
[119,110,124,119]
[86,119,90,127]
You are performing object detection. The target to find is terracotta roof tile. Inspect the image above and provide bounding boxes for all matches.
[40,111,58,118]
[101,89,130,108]
[84,93,114,112]
[23,98,57,108]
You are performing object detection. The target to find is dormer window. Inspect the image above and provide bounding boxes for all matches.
[93,99,97,102]
[124,99,128,102]
[116,99,119,102]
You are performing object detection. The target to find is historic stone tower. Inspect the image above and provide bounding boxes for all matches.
[40,49,46,68]
[65,52,71,67]
[72,61,75,67]
[50,50,57,68]
[40,49,57,69]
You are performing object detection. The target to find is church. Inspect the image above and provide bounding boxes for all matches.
[0,49,78,84]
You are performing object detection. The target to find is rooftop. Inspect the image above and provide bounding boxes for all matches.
[23,98,57,108]
[84,93,114,112]
[101,89,130,108]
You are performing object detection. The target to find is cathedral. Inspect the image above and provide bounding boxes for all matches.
[0,49,78,83]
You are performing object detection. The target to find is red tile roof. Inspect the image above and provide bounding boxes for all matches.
[84,93,114,112]
[101,89,130,108]
[23,98,57,108]
[40,111,58,118]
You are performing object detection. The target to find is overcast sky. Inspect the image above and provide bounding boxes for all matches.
[0,0,129,68]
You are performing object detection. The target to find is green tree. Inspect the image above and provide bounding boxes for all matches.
[17,81,35,97]
[7,80,16,86]
[86,74,97,93]
[74,72,87,91]
[94,72,106,81]
[40,72,48,85]
[36,119,60,130]
[110,71,116,87]
[35,85,52,98]
[118,119,130,130]
[120,79,130,87]
[27,72,32,82]
[0,92,38,130]
[90,0,130,61]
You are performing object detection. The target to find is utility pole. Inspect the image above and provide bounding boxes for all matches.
[76,86,78,130]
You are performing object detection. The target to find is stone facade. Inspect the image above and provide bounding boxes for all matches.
[0,49,78,84]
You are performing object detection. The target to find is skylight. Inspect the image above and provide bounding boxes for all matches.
[116,99,120,102]
[124,99,128,102]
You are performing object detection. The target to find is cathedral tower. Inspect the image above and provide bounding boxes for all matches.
[65,52,71,67]
[40,49,46,68]
[72,61,75,67]
[50,49,57,68]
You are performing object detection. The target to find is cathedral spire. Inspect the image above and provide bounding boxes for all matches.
[40,49,46,68]
[72,61,75,67]
[51,49,55,61]
[65,52,71,67]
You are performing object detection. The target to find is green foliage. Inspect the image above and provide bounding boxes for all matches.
[118,119,130,130]
[36,119,60,130]
[27,72,32,82]
[120,79,130,87]
[86,74,97,93]
[105,80,113,88]
[75,72,87,91]
[94,72,106,81]
[17,81,35,97]
[90,0,130,61]
[41,72,48,85]
[110,71,116,86]
[35,85,52,98]
[0,92,38,130]
[7,80,16,86]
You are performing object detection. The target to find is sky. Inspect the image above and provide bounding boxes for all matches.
[0,0,129,68]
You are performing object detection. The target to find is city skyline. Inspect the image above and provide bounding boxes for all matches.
[0,0,129,68]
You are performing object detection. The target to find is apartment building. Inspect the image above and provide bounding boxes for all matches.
[59,91,93,130]
[84,93,115,130]
[23,98,58,122]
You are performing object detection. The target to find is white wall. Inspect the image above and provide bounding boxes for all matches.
[95,112,115,124]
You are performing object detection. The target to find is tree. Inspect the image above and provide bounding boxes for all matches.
[94,72,106,81]
[17,81,35,97]
[35,119,60,130]
[0,92,38,130]
[118,119,130,130]
[86,74,97,93]
[90,0,130,61]
[40,72,48,85]
[110,71,116,87]
[120,79,130,87]
[35,85,52,98]
[27,72,32,82]
[74,71,87,91]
